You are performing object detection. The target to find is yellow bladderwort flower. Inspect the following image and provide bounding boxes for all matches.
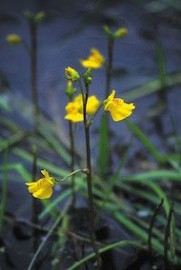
[65,67,80,82]
[80,48,105,69]
[5,34,22,45]
[103,90,135,122]
[74,94,100,114]
[65,94,100,122]
[65,101,84,122]
[25,169,55,199]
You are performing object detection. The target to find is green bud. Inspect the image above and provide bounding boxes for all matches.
[35,11,46,23]
[103,25,114,39]
[65,67,80,82]
[5,34,22,45]
[103,25,128,40]
[23,11,35,23]
[114,27,128,39]
[84,69,92,85]
[65,81,77,98]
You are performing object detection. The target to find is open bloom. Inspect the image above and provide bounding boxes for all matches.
[103,90,135,122]
[80,48,105,69]
[65,101,84,122]
[5,34,22,45]
[25,169,55,199]
[65,94,100,122]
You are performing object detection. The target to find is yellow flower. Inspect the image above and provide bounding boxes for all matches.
[65,101,84,122]
[103,90,135,122]
[25,169,55,199]
[80,48,105,69]
[5,34,22,45]
[65,94,100,122]
[65,67,80,82]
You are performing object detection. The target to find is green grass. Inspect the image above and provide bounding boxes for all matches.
[0,39,181,269]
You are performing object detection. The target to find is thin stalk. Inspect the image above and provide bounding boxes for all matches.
[27,205,69,270]
[68,95,76,207]
[148,198,164,257]
[68,240,144,270]
[164,202,174,269]
[57,169,87,183]
[105,38,114,98]
[101,37,114,178]
[0,149,8,232]
[82,83,101,269]
[30,22,39,130]
[31,146,40,262]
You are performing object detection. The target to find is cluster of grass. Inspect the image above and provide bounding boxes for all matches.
[0,10,181,270]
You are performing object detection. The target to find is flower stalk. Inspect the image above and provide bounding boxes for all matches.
[31,146,41,261]
[69,115,76,206]
[105,38,114,98]
[29,21,39,130]
[82,82,101,269]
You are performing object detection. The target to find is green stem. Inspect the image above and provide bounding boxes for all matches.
[68,240,144,270]
[82,83,101,269]
[101,37,114,178]
[30,22,39,130]
[27,205,68,270]
[164,202,174,268]
[0,149,8,232]
[31,146,41,264]
[105,38,114,98]
[68,95,76,207]
[148,198,164,257]
[56,169,87,183]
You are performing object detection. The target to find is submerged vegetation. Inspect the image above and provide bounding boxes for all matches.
[0,3,181,270]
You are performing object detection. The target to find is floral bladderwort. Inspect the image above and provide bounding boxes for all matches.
[65,94,100,122]
[26,169,55,199]
[80,48,105,69]
[103,90,135,121]
[26,169,86,200]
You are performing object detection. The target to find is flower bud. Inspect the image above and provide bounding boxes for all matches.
[103,25,128,40]
[84,69,92,85]
[35,11,46,23]
[65,67,80,82]
[114,27,128,39]
[23,10,35,22]
[5,34,22,45]
[65,81,77,98]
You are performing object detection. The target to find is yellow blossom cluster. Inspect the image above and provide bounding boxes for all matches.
[65,94,100,122]
[64,86,135,123]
